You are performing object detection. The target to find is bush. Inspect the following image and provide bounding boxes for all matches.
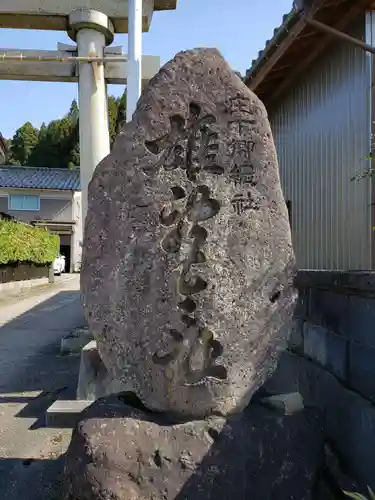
[0,220,59,265]
[344,487,375,500]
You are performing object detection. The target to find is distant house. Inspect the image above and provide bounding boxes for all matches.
[0,135,7,165]
[244,0,375,271]
[0,166,82,272]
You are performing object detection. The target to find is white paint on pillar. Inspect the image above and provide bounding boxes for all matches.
[126,0,143,122]
[76,28,110,222]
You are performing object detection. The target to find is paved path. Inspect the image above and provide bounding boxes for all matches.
[0,274,84,499]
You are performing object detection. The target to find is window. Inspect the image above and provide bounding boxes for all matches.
[9,194,40,211]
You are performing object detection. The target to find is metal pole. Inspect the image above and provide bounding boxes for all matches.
[127,0,143,122]
[75,27,111,223]
[0,53,128,63]
[304,16,375,55]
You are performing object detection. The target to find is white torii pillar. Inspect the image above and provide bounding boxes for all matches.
[68,9,114,223]
[126,0,143,122]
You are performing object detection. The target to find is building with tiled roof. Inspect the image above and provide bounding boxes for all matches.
[0,166,80,191]
[0,166,82,272]
[244,0,375,271]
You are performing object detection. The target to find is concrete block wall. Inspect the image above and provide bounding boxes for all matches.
[266,270,375,490]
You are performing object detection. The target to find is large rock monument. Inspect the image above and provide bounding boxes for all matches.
[62,49,322,500]
[80,48,298,419]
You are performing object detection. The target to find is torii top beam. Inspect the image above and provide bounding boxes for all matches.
[0,0,177,33]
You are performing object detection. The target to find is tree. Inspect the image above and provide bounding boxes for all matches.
[9,122,39,165]
[68,122,80,168]
[108,95,119,146]
[29,101,80,168]
[116,91,127,135]
[108,92,127,146]
[8,92,126,168]
[69,98,79,121]
[66,98,80,167]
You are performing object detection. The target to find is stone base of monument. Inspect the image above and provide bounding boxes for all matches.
[261,392,304,415]
[45,340,127,427]
[76,340,128,400]
[60,327,93,355]
[46,399,93,428]
[63,393,324,500]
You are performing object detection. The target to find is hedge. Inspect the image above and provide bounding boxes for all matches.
[0,220,60,265]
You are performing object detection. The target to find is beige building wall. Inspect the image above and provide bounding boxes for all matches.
[0,188,73,222]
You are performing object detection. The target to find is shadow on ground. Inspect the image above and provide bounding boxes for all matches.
[0,290,85,428]
[0,456,65,500]
[0,289,85,499]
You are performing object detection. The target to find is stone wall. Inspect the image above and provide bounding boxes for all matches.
[0,262,52,295]
[265,270,375,490]
[0,262,49,283]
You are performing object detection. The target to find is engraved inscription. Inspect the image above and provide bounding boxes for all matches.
[224,93,264,122]
[231,192,260,216]
[228,138,256,159]
[152,325,227,385]
[156,180,227,384]
[145,102,223,179]
[229,164,256,188]
[147,102,228,384]
[225,95,253,117]
[225,100,262,214]
[228,120,255,137]
[159,185,221,246]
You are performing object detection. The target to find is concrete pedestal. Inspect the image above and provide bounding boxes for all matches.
[60,326,93,355]
[77,340,128,401]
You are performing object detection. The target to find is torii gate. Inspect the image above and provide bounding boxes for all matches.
[0,0,178,222]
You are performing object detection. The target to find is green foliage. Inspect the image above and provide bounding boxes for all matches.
[29,116,79,168]
[0,220,60,265]
[108,93,127,146]
[116,92,127,135]
[6,92,126,168]
[344,487,375,500]
[9,122,39,165]
[108,95,119,146]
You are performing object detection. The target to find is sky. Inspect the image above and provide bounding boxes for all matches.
[0,0,293,139]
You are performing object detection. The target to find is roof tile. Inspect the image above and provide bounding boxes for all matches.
[0,166,80,191]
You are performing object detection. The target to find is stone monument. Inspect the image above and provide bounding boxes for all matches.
[80,47,298,419]
[62,49,324,500]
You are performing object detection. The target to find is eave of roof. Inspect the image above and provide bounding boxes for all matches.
[244,0,375,108]
[245,8,298,85]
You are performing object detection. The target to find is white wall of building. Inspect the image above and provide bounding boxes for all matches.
[71,190,83,272]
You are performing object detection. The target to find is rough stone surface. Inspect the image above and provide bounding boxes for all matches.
[63,394,323,500]
[81,48,297,418]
